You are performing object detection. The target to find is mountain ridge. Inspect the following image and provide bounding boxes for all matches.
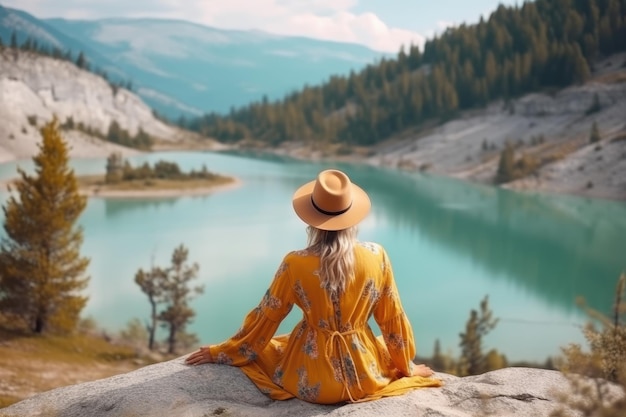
[0,5,388,118]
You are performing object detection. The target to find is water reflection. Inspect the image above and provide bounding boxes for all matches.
[1,151,624,361]
[346,166,625,315]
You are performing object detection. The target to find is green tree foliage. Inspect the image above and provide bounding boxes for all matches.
[75,51,87,70]
[135,245,203,354]
[0,119,90,334]
[105,152,124,183]
[186,0,626,148]
[459,296,499,376]
[495,142,539,183]
[159,245,203,354]
[590,120,602,143]
[135,265,166,351]
[106,121,153,150]
[113,158,218,183]
[432,339,446,371]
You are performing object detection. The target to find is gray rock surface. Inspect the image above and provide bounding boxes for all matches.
[0,49,182,163]
[2,359,622,417]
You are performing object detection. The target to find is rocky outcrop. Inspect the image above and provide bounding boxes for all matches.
[0,49,182,163]
[2,359,622,417]
[366,53,626,200]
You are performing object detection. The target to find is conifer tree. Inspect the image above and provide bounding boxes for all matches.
[496,142,516,183]
[0,119,90,333]
[432,338,445,371]
[135,265,166,351]
[459,296,499,376]
[590,120,601,143]
[159,245,203,354]
[10,31,17,49]
[75,51,87,69]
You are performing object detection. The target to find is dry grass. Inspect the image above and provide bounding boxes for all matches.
[0,328,152,409]
[77,174,233,192]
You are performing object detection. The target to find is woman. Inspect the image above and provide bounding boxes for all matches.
[186,169,442,404]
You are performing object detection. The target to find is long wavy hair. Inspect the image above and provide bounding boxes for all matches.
[306,225,358,293]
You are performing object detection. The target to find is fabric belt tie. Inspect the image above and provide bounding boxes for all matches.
[317,327,364,403]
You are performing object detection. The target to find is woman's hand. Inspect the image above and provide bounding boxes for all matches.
[185,346,214,366]
[411,363,434,377]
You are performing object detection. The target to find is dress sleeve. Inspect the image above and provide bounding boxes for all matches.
[208,256,294,366]
[373,248,416,376]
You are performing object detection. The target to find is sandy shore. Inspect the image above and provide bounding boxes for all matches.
[81,177,242,199]
[0,177,243,199]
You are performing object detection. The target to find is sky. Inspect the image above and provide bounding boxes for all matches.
[2,0,518,52]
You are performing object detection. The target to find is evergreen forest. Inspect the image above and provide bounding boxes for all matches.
[183,0,626,147]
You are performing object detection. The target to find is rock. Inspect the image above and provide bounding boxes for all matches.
[0,49,181,163]
[2,360,621,417]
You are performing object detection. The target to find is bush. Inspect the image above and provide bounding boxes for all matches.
[552,273,626,416]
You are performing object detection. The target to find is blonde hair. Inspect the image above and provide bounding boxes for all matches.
[306,226,358,293]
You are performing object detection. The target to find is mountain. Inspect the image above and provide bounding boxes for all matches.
[42,18,386,119]
[0,5,125,81]
[0,6,388,119]
[0,48,187,163]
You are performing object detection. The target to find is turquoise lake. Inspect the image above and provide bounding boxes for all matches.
[1,151,625,362]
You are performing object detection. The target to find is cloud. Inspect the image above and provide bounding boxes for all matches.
[2,0,426,52]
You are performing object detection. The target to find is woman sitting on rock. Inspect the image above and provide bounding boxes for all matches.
[186,169,442,404]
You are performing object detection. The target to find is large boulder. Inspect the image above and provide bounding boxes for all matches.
[3,359,622,417]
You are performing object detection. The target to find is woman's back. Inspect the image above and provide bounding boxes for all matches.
[185,169,442,404]
[268,241,419,403]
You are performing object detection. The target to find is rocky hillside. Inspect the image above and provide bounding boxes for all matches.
[366,53,626,200]
[0,49,193,163]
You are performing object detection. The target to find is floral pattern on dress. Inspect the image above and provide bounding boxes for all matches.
[294,280,311,311]
[369,361,388,382]
[359,241,380,254]
[261,289,282,310]
[274,260,288,279]
[343,354,359,386]
[238,343,258,361]
[272,366,284,386]
[215,352,233,365]
[330,356,344,382]
[291,248,315,257]
[302,329,319,358]
[294,320,307,339]
[362,279,381,306]
[329,289,343,328]
[318,319,330,330]
[383,332,407,350]
[297,367,321,402]
[383,285,399,302]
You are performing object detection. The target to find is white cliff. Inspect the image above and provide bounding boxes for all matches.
[0,49,184,163]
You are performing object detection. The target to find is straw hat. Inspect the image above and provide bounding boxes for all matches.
[292,169,370,231]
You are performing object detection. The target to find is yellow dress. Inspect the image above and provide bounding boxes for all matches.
[206,241,443,404]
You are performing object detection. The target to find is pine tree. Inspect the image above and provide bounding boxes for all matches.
[135,264,166,351]
[590,120,601,143]
[75,51,87,69]
[159,245,203,354]
[496,142,517,183]
[432,338,445,371]
[459,296,499,376]
[0,119,90,333]
[10,31,17,49]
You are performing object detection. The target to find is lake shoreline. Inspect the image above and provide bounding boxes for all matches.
[79,177,242,199]
[0,175,242,200]
[222,142,626,202]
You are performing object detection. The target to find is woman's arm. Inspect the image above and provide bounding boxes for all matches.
[185,257,294,367]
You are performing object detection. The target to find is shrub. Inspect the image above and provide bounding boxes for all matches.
[551,273,626,416]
